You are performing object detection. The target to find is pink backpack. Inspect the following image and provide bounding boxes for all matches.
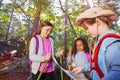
[85,52,91,63]
[30,36,39,72]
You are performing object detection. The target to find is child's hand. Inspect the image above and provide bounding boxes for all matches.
[69,46,72,52]
[45,54,52,61]
[72,66,83,74]
[57,48,63,57]
[68,46,72,56]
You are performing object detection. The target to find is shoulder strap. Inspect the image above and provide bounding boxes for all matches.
[85,52,91,63]
[34,36,39,54]
[93,33,120,79]
[29,36,39,72]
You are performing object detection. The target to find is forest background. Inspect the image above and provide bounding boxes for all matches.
[0,0,120,80]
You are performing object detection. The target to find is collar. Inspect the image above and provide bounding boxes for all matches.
[98,30,116,41]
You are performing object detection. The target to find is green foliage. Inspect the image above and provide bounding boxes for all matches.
[0,22,7,40]
[118,12,120,16]
[16,25,27,38]
[109,23,120,34]
[0,0,120,52]
[0,9,10,21]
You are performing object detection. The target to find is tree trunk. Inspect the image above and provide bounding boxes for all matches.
[30,14,40,37]
[5,5,14,40]
[30,0,41,38]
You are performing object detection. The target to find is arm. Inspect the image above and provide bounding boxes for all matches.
[55,48,63,57]
[72,64,90,74]
[67,55,74,64]
[67,46,73,64]
[103,41,120,80]
[72,53,90,74]
[75,53,88,67]
[29,38,45,63]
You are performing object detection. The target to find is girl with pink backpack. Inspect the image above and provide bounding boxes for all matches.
[29,21,63,80]
[67,37,91,80]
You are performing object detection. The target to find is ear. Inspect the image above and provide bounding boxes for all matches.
[109,15,117,21]
[96,18,100,27]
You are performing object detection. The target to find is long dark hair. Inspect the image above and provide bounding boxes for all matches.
[73,37,89,57]
[32,21,54,37]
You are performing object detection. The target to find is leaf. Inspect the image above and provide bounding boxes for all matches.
[0,9,10,21]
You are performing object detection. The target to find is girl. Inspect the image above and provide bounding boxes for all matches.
[29,21,55,80]
[67,37,91,80]
[72,7,120,80]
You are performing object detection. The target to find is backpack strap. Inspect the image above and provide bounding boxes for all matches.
[92,33,120,79]
[29,36,39,72]
[85,52,91,63]
[34,36,39,54]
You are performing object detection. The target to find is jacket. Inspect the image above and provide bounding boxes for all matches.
[92,30,120,80]
[29,35,55,74]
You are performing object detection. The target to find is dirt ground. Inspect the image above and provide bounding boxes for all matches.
[0,72,28,80]
[0,57,29,80]
[0,55,71,80]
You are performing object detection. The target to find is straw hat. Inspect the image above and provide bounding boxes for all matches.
[75,7,117,26]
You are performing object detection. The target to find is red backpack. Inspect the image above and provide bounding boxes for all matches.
[90,33,120,79]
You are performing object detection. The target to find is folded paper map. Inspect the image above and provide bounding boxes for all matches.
[52,57,77,80]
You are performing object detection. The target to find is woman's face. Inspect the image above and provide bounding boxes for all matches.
[76,40,84,51]
[41,26,53,38]
[85,23,98,38]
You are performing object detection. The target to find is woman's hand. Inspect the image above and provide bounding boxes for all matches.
[72,66,83,74]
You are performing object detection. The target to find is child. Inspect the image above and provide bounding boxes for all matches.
[67,37,91,80]
[72,7,120,80]
[29,21,60,80]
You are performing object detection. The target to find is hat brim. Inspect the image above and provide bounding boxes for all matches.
[75,7,117,27]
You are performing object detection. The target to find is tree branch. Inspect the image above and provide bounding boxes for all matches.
[58,0,77,37]
[12,0,33,24]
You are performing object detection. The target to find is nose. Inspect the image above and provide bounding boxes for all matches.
[47,31,51,35]
[48,31,51,34]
